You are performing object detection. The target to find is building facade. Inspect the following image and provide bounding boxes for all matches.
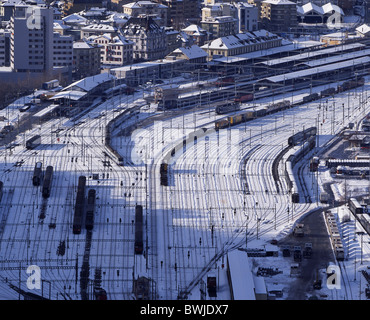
[53,32,73,67]
[260,0,297,32]
[122,1,168,26]
[154,0,200,28]
[201,2,258,36]
[201,30,281,58]
[10,4,54,73]
[201,15,238,39]
[122,16,167,62]
[0,29,10,66]
[73,39,101,79]
[90,33,134,66]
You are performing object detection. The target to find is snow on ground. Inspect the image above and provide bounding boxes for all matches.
[0,70,368,300]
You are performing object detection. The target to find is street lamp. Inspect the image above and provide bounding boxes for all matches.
[356,231,365,265]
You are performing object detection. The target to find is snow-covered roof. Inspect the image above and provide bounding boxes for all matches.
[62,13,88,24]
[73,40,100,49]
[53,20,71,30]
[172,45,208,60]
[89,33,134,45]
[322,2,344,15]
[227,250,255,300]
[81,24,117,32]
[300,48,370,68]
[181,24,206,35]
[356,24,370,35]
[104,13,129,25]
[123,1,168,9]
[297,2,344,16]
[298,2,324,15]
[50,90,87,101]
[63,73,116,93]
[259,42,365,66]
[201,31,279,50]
[263,56,370,83]
[262,0,295,5]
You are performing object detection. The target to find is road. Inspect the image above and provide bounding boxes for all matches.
[279,207,335,300]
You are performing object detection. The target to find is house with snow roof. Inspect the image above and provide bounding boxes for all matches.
[356,24,370,37]
[168,45,208,67]
[200,30,281,58]
[81,23,118,39]
[297,2,344,24]
[122,1,168,27]
[181,24,208,46]
[51,72,116,112]
[62,13,88,27]
[89,33,134,66]
[122,16,167,62]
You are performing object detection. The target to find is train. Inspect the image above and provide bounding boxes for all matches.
[309,156,320,172]
[285,136,316,203]
[336,165,370,177]
[26,135,41,150]
[73,176,87,234]
[348,198,370,236]
[337,77,365,93]
[348,197,364,215]
[32,162,43,186]
[325,210,345,261]
[85,189,96,230]
[42,166,53,198]
[214,100,291,130]
[134,204,143,254]
[104,124,124,166]
[285,157,300,203]
[215,101,240,115]
[214,76,234,87]
[288,127,317,146]
[320,87,336,97]
[325,158,370,169]
[234,94,253,103]
[102,103,145,166]
[160,163,169,186]
[303,93,319,103]
[42,79,59,91]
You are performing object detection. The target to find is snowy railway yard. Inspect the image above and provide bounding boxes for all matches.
[0,71,369,300]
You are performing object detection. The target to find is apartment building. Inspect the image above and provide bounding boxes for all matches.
[53,32,73,67]
[73,39,101,79]
[260,0,297,32]
[122,1,168,26]
[154,0,200,28]
[0,29,10,66]
[91,33,134,66]
[201,2,258,36]
[201,15,239,39]
[10,4,54,73]
[122,16,167,62]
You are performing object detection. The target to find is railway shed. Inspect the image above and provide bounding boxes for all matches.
[51,73,116,115]
[258,56,370,90]
[255,42,365,72]
[226,250,267,300]
[209,41,323,75]
[298,48,370,68]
